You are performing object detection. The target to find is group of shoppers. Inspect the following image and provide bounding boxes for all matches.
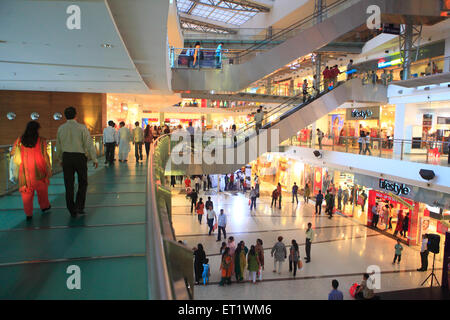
[218,237,264,286]
[322,65,341,90]
[185,42,224,69]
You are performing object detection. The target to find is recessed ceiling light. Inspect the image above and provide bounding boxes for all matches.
[101,43,114,48]
[0,40,7,44]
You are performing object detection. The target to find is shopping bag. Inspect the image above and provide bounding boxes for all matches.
[9,144,21,184]
[297,260,303,270]
[248,199,251,206]
[213,222,218,231]
[349,283,359,298]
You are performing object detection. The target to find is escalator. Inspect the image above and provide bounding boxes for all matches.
[168,78,388,175]
[171,0,444,92]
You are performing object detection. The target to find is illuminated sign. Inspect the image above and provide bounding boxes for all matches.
[351,109,373,119]
[378,58,402,69]
[379,179,411,196]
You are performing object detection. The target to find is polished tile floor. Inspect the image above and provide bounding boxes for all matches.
[171,187,443,300]
[0,157,149,299]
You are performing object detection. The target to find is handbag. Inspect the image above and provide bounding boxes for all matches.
[297,260,303,270]
[9,141,22,183]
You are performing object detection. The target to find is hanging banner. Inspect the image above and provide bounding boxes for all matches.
[313,167,323,196]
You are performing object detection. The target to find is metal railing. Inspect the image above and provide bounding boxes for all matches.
[170,47,230,69]
[146,134,194,299]
[282,133,450,167]
[232,0,359,64]
[0,135,104,196]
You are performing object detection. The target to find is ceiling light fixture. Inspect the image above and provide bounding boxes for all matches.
[101,43,114,48]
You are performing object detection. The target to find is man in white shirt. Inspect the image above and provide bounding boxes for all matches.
[194,176,201,193]
[417,234,429,271]
[216,209,227,242]
[206,206,217,235]
[254,108,264,134]
[103,120,118,166]
[56,107,98,217]
[133,121,144,163]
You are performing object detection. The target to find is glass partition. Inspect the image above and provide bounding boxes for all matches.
[146,135,194,299]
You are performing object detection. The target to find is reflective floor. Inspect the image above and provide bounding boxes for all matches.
[172,187,443,300]
[0,156,149,299]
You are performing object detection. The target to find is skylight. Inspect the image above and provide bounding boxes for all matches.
[176,0,265,26]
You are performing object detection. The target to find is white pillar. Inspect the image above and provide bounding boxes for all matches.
[444,36,450,74]
[393,103,406,155]
[311,122,317,148]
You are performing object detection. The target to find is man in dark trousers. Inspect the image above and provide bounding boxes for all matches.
[56,107,98,217]
[305,222,314,263]
[325,190,335,219]
[103,120,117,166]
[315,190,324,214]
[188,189,198,214]
[417,234,429,272]
[292,182,299,204]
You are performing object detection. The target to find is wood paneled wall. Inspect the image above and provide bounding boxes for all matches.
[0,91,106,145]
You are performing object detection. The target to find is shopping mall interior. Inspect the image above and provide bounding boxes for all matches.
[0,0,449,301]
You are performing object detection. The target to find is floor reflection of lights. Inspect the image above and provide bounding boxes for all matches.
[170,187,437,300]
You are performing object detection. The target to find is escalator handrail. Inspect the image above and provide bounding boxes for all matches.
[234,80,331,138]
[234,0,352,61]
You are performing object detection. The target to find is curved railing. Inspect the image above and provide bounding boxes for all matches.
[146,134,194,300]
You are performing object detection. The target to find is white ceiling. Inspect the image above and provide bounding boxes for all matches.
[0,0,149,93]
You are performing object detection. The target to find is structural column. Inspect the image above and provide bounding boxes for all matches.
[444,36,450,73]
[393,103,409,156]
[159,112,165,126]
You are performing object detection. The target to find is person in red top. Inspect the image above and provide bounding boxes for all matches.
[196,198,205,225]
[331,65,341,88]
[323,66,331,91]
[184,176,191,192]
[229,173,234,191]
[277,182,282,209]
[10,121,52,220]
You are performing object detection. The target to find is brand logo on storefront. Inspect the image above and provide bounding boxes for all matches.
[351,109,373,119]
[379,179,411,196]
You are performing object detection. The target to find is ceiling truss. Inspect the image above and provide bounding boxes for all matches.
[180,16,238,34]
[187,0,270,13]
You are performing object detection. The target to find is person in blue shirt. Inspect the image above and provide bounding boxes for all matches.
[202,258,210,285]
[315,190,324,215]
[215,42,224,69]
[328,279,344,300]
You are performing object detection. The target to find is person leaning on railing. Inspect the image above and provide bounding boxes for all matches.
[10,121,52,221]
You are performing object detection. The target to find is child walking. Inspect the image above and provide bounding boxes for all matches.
[202,258,210,285]
[393,239,403,264]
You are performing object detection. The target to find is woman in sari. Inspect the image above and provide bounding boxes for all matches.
[219,247,232,286]
[234,241,248,282]
[11,121,52,220]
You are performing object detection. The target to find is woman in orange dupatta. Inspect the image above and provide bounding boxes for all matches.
[11,121,52,220]
[219,247,233,286]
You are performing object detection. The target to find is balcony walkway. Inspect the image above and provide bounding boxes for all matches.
[0,156,149,299]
